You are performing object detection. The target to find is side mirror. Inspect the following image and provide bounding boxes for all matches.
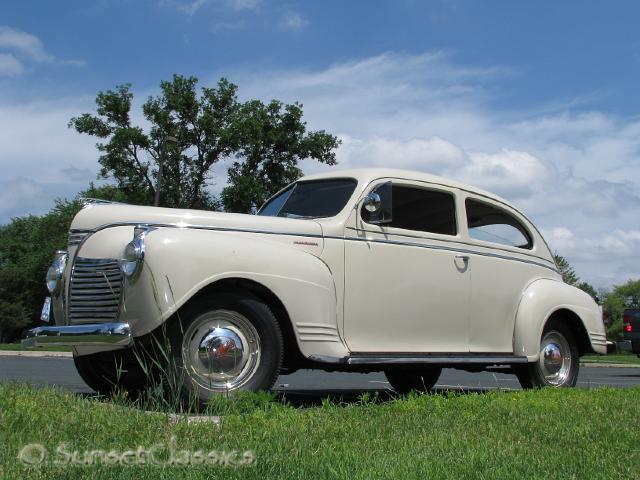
[362,182,392,225]
[363,192,381,213]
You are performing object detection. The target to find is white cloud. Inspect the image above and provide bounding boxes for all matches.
[0,53,23,76]
[337,135,466,172]
[211,20,246,33]
[586,230,640,257]
[0,97,100,219]
[281,12,308,31]
[161,0,260,15]
[229,0,260,10]
[456,149,550,200]
[0,26,85,74]
[0,26,54,63]
[542,227,576,252]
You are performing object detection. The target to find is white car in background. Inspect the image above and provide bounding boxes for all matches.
[24,168,607,402]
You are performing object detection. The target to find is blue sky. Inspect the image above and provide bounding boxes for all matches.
[1,0,640,287]
[2,0,640,112]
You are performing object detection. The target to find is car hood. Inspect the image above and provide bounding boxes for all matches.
[71,203,324,239]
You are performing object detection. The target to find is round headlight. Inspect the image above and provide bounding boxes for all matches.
[46,251,67,293]
[46,266,59,293]
[120,236,144,278]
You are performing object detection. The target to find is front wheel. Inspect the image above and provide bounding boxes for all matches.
[385,367,442,394]
[170,292,283,405]
[514,321,579,389]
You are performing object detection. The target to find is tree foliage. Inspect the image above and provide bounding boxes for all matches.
[554,254,579,286]
[221,99,340,213]
[553,253,599,302]
[0,185,137,342]
[69,75,340,212]
[0,200,78,342]
[602,279,640,341]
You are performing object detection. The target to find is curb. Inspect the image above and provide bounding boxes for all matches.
[0,350,73,358]
[581,362,640,368]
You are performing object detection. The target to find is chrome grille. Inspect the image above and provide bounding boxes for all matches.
[69,257,122,322]
[68,230,91,246]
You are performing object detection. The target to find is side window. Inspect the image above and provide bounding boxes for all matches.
[465,198,532,249]
[362,185,457,235]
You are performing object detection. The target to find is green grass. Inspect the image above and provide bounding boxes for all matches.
[582,352,640,365]
[1,383,639,479]
[0,343,71,352]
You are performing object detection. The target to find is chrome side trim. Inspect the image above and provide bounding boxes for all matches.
[346,226,547,263]
[22,322,133,348]
[308,353,529,365]
[346,355,529,365]
[71,220,558,274]
[343,235,558,273]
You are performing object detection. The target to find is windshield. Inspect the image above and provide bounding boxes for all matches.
[258,178,357,219]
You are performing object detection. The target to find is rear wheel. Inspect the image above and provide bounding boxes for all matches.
[385,367,442,394]
[515,321,579,388]
[169,292,283,405]
[73,348,149,396]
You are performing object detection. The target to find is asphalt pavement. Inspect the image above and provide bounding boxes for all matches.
[1,355,639,400]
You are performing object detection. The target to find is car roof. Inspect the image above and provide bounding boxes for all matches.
[300,168,511,207]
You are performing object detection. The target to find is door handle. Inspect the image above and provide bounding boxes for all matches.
[454,255,469,269]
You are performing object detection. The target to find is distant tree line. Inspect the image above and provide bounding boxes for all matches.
[0,75,339,342]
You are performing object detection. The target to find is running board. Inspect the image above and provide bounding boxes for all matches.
[309,354,529,365]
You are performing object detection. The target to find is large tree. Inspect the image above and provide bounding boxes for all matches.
[70,75,340,211]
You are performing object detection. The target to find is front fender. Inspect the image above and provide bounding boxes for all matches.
[123,227,349,359]
[514,278,606,360]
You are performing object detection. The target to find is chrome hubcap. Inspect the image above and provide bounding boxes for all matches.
[182,310,260,392]
[539,331,571,386]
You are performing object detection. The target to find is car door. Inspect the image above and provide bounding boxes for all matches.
[462,195,556,353]
[343,179,471,353]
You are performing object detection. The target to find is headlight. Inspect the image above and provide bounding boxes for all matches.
[120,226,152,278]
[46,250,68,293]
[120,236,144,277]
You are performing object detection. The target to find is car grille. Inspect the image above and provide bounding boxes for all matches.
[69,257,122,322]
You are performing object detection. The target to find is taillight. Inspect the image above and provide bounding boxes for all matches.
[623,315,633,333]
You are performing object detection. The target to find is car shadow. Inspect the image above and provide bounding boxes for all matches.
[273,385,506,408]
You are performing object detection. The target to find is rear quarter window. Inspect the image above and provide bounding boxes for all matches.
[465,198,533,249]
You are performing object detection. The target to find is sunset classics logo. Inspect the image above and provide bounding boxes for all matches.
[18,437,256,467]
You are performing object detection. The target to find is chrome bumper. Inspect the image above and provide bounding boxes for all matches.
[22,323,133,349]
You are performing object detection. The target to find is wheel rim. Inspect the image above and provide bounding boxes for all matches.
[182,309,261,392]
[538,330,572,386]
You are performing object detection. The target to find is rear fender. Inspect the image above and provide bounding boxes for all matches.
[514,278,606,360]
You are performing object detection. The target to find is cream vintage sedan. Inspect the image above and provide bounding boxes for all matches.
[24,168,607,400]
